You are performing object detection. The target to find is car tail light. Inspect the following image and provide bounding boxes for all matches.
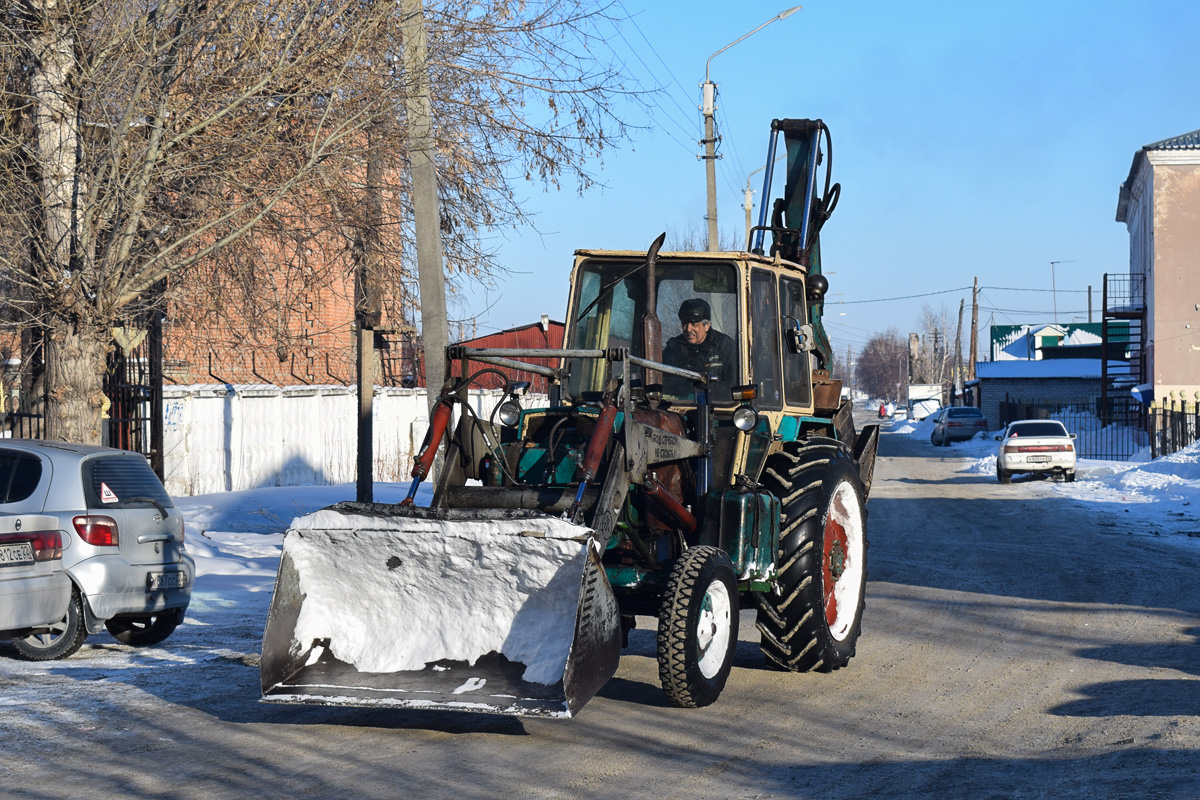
[30,531,63,561]
[948,422,963,427]
[1005,444,1072,453]
[73,515,119,546]
[0,530,62,561]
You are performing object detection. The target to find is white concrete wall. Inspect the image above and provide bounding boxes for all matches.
[161,384,535,496]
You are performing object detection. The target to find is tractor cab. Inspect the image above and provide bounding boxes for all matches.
[561,249,839,494]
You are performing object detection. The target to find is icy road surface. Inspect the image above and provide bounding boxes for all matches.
[2,420,1200,799]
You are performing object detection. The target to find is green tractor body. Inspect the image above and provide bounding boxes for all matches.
[260,119,879,718]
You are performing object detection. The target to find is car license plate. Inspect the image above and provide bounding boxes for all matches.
[0,542,34,567]
[1026,455,1052,463]
[147,571,188,591]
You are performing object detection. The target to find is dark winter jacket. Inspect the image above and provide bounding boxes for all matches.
[662,328,737,398]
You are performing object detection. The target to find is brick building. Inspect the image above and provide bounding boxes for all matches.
[1115,127,1200,404]
[975,358,1130,428]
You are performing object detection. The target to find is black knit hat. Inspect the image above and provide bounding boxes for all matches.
[678,298,711,323]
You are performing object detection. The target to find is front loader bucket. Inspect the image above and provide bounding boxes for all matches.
[260,504,621,719]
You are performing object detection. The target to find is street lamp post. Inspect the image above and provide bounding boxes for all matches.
[743,155,784,247]
[1049,259,1074,323]
[702,6,802,252]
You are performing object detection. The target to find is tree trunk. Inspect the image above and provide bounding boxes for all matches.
[30,1,79,284]
[43,320,107,444]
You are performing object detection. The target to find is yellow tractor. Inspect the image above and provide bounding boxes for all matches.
[260,118,878,718]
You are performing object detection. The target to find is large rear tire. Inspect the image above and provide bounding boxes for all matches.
[756,438,868,672]
[657,545,739,708]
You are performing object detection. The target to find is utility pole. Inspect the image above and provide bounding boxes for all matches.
[702,6,801,252]
[846,344,852,399]
[743,183,753,249]
[954,299,964,403]
[702,82,719,251]
[355,123,385,503]
[908,333,920,384]
[1049,259,1074,324]
[968,277,979,380]
[402,0,450,419]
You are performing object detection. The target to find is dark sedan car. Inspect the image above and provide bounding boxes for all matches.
[930,406,989,446]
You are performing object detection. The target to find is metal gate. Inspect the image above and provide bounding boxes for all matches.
[3,318,164,478]
[997,395,1150,461]
[104,317,164,477]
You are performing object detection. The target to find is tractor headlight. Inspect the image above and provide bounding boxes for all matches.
[733,405,759,432]
[496,400,522,427]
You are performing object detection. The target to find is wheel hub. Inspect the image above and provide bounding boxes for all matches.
[696,581,733,679]
[823,516,851,628]
[828,538,846,580]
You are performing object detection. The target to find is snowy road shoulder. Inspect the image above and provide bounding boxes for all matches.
[887,411,1200,551]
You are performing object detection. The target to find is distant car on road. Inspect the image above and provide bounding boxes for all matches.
[0,441,194,659]
[0,513,70,644]
[930,407,989,446]
[995,420,1077,484]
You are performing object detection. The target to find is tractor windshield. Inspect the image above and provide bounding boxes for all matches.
[566,259,741,404]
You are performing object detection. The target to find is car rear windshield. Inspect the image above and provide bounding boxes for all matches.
[1008,422,1068,437]
[947,408,984,418]
[0,452,43,503]
[84,456,173,510]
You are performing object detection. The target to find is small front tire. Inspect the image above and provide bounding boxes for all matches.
[13,590,88,661]
[657,546,739,708]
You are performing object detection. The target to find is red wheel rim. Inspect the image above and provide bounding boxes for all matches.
[823,516,850,628]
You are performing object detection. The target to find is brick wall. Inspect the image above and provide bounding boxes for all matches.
[979,377,1101,428]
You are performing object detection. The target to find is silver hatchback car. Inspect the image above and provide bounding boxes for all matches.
[0,513,70,641]
[0,441,194,659]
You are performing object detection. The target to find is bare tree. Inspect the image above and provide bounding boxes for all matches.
[0,0,635,442]
[855,328,906,403]
[665,223,742,253]
[914,303,956,387]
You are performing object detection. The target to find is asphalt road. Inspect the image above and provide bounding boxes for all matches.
[4,422,1200,799]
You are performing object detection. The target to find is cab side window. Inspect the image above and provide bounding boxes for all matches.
[780,277,812,407]
[750,270,782,410]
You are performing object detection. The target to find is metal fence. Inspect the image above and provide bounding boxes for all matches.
[2,314,163,476]
[1149,404,1200,459]
[998,395,1151,461]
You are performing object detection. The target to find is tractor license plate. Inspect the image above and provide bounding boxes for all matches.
[1026,455,1051,463]
[147,571,188,591]
[0,542,34,567]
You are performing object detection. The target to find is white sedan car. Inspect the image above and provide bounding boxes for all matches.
[996,420,1077,483]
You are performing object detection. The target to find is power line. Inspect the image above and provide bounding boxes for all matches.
[826,286,972,305]
[825,284,1093,306]
[979,306,1090,315]
[610,3,699,137]
[600,20,700,155]
[981,286,1089,293]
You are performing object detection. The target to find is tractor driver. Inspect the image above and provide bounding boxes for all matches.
[662,298,737,399]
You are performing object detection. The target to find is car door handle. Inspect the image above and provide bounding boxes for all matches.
[137,533,176,544]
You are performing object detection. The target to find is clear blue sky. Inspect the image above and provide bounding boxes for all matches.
[452,0,1200,360]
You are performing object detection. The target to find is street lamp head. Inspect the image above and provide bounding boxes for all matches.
[705,6,804,82]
